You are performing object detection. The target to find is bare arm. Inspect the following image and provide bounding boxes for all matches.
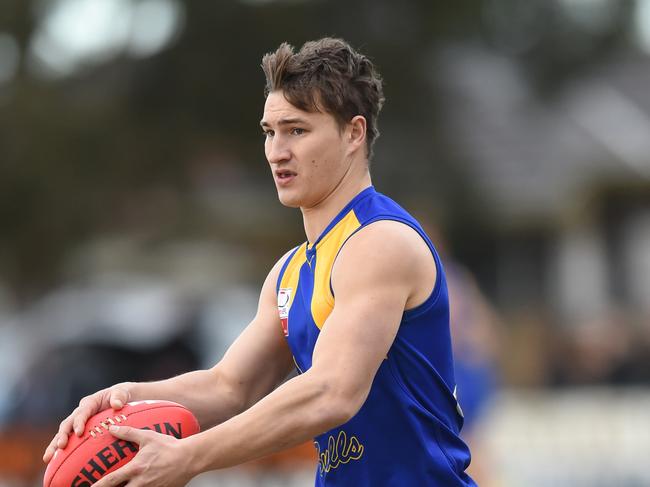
[180,221,435,472]
[124,253,296,428]
[43,252,295,462]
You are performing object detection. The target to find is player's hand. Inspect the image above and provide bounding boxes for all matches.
[42,382,133,464]
[93,425,194,487]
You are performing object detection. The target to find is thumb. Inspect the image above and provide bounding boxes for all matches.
[108,425,151,445]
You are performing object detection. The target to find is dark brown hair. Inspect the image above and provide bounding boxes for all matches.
[261,38,385,160]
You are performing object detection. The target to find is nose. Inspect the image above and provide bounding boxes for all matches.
[266,135,291,165]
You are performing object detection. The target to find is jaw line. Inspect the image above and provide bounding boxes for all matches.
[301,157,356,213]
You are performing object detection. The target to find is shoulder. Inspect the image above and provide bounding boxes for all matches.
[342,219,431,267]
[332,220,436,296]
[261,245,304,297]
[273,245,302,274]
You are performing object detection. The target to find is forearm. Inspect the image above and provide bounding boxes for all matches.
[126,368,245,429]
[183,369,352,473]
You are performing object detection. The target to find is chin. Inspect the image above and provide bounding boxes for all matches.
[276,190,302,208]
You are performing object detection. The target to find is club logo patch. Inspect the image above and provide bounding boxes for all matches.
[278,288,292,336]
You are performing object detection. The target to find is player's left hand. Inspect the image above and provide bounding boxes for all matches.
[93,425,194,487]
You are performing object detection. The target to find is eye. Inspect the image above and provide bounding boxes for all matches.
[263,130,274,138]
[290,127,306,136]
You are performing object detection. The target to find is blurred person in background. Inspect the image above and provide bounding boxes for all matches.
[423,220,502,487]
[43,38,476,487]
[447,265,501,486]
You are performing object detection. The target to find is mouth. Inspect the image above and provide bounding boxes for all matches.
[274,169,297,185]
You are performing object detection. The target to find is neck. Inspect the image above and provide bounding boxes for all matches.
[301,169,372,245]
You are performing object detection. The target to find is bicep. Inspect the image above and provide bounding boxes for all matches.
[310,222,421,409]
[310,285,405,406]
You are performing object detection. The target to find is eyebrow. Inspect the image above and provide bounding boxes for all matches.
[260,117,309,128]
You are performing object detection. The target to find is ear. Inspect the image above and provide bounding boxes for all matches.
[347,115,367,155]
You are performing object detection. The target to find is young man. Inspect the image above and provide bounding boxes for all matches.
[43,38,475,486]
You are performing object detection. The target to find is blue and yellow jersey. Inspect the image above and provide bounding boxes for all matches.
[276,186,475,486]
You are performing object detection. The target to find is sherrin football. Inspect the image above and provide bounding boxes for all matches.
[44,400,200,487]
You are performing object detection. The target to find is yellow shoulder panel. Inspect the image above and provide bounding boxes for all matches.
[311,210,361,329]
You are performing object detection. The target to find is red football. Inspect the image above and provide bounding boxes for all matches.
[44,400,200,487]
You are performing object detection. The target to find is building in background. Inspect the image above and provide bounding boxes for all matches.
[1,0,650,485]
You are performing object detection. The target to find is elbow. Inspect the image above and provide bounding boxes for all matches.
[332,390,365,425]
[206,367,247,418]
[311,375,369,429]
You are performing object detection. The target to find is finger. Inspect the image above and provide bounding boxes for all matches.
[56,433,69,449]
[52,429,69,450]
[43,445,64,464]
[56,418,74,448]
[42,445,53,463]
[108,425,150,445]
[47,411,81,460]
[43,437,60,463]
[45,428,73,462]
[109,388,129,410]
[93,463,136,487]
[72,397,98,436]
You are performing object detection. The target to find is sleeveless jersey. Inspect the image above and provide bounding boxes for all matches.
[276,186,475,487]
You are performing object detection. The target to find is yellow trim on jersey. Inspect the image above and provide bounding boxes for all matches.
[311,210,362,329]
[279,243,307,316]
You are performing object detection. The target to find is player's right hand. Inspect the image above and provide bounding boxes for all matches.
[42,382,133,464]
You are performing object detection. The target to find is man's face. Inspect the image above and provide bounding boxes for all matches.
[261,91,351,209]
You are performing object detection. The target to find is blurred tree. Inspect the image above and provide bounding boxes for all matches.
[0,0,641,300]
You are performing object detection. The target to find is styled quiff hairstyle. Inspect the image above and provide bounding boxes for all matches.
[261,38,385,160]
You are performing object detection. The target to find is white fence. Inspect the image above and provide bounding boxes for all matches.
[190,388,650,487]
[476,388,650,487]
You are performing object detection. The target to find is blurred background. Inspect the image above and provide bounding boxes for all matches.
[1,0,650,485]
